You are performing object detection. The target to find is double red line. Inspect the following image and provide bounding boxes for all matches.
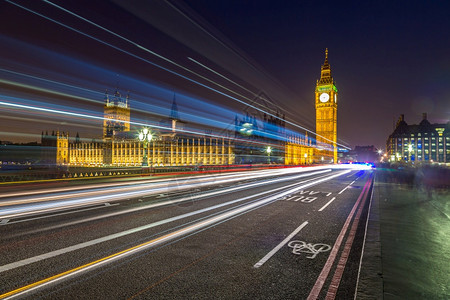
[307,173,374,300]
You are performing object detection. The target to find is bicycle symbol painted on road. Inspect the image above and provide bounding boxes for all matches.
[287,240,331,259]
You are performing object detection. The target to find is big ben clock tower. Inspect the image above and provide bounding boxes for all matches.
[315,48,338,163]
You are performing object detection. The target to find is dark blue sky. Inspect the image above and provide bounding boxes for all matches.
[180,0,450,147]
[1,0,449,149]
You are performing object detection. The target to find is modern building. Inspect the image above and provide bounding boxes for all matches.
[314,48,338,163]
[386,113,450,164]
[42,90,234,167]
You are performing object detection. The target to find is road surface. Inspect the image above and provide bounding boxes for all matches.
[0,166,374,299]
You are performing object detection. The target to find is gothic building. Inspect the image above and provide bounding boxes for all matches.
[284,49,337,165]
[42,90,234,167]
[315,48,338,163]
[233,92,287,164]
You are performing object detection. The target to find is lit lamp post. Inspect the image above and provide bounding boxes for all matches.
[266,146,272,164]
[304,153,308,165]
[138,128,153,167]
[407,144,413,162]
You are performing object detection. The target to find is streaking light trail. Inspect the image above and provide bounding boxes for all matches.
[5,0,350,150]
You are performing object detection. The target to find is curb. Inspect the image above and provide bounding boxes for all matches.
[355,173,383,299]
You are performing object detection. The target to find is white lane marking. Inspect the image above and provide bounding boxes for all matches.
[0,170,350,274]
[338,179,358,195]
[326,192,332,197]
[0,173,331,273]
[2,170,331,230]
[2,171,352,298]
[254,221,309,268]
[354,177,375,299]
[318,197,336,212]
[0,169,332,220]
[0,219,9,225]
[338,186,349,194]
[0,166,331,202]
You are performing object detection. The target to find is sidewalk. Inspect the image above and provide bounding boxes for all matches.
[358,168,450,299]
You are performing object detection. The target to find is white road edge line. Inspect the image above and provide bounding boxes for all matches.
[0,172,331,273]
[318,197,336,212]
[354,176,375,299]
[253,221,309,268]
[2,171,351,298]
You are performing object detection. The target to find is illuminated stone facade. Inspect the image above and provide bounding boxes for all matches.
[315,49,338,163]
[103,90,130,138]
[44,91,234,167]
[284,133,314,165]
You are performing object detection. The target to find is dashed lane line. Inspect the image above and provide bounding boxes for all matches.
[318,197,336,212]
[253,221,309,268]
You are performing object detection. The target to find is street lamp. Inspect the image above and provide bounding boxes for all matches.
[377,149,383,162]
[266,146,272,164]
[304,153,308,165]
[138,128,153,167]
[407,144,413,162]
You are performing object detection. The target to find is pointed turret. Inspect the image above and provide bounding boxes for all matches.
[104,89,110,106]
[170,94,179,121]
[319,48,333,84]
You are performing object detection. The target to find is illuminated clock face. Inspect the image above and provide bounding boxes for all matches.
[319,93,329,103]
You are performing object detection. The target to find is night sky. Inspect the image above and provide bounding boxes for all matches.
[1,0,449,150]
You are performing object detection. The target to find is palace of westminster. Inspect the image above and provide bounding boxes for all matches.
[41,50,339,167]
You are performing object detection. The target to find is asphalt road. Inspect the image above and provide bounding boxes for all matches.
[0,166,374,299]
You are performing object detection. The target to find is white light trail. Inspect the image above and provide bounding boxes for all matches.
[0,167,333,220]
[0,169,351,299]
[6,0,351,150]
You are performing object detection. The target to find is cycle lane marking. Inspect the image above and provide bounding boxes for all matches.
[0,174,326,274]
[0,170,351,299]
[287,241,331,259]
[253,221,309,268]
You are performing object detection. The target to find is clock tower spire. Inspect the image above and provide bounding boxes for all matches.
[315,48,338,163]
